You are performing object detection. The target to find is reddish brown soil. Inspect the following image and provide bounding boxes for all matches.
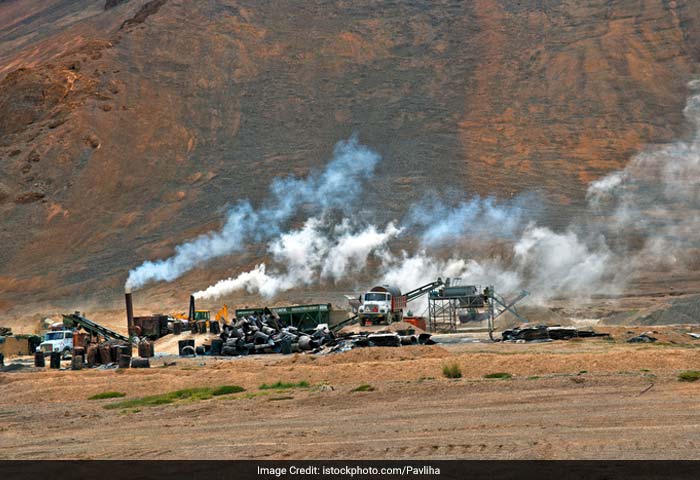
[0,1,699,318]
[3,336,700,459]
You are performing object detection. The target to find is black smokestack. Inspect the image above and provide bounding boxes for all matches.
[125,291,134,335]
[188,295,195,322]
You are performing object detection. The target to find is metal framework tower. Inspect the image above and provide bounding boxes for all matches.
[427,281,529,340]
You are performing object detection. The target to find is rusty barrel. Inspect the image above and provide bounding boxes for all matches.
[72,331,88,350]
[98,344,112,364]
[34,351,45,368]
[86,345,99,366]
[172,321,182,335]
[71,354,83,370]
[109,345,121,363]
[138,340,154,358]
[118,355,131,368]
[49,351,61,369]
[116,344,131,360]
[73,347,86,364]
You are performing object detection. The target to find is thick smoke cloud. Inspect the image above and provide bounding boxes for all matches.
[132,85,700,307]
[403,193,533,246]
[587,84,700,274]
[193,218,401,300]
[125,136,380,291]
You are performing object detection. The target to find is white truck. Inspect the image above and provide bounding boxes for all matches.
[357,285,407,326]
[37,330,73,358]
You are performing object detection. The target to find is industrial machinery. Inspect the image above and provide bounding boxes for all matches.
[428,279,529,338]
[213,304,229,325]
[356,279,444,326]
[188,295,210,324]
[64,311,130,343]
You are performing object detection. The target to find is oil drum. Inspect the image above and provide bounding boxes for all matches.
[130,357,150,368]
[34,351,45,368]
[210,338,223,356]
[71,354,83,370]
[98,344,112,364]
[49,351,61,369]
[86,345,99,366]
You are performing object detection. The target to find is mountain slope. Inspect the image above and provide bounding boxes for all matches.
[0,0,699,313]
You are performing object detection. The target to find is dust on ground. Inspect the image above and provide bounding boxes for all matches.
[3,327,700,459]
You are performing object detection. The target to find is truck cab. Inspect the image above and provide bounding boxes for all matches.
[357,285,405,326]
[37,330,73,358]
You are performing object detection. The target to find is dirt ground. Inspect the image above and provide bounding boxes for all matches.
[3,327,700,460]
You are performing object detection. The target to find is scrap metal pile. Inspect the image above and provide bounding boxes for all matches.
[501,325,610,342]
[183,312,434,357]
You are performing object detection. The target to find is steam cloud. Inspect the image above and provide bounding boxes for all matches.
[193,217,401,300]
[125,136,380,291]
[132,84,700,307]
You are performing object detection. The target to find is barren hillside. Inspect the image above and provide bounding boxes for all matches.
[1,0,699,315]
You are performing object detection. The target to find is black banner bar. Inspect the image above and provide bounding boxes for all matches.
[1,461,699,480]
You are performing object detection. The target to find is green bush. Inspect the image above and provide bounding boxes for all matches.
[484,372,512,380]
[212,385,246,396]
[259,380,310,390]
[103,385,245,409]
[88,391,126,400]
[442,362,462,379]
[678,371,700,382]
[351,384,375,392]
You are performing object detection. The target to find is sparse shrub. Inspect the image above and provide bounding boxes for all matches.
[88,391,126,400]
[352,384,375,392]
[259,380,310,390]
[442,362,462,379]
[678,371,700,382]
[212,385,245,396]
[484,372,512,380]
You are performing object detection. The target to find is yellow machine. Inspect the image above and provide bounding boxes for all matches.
[214,304,229,325]
[176,296,229,328]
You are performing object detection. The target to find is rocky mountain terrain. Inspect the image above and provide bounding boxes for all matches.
[1,0,699,315]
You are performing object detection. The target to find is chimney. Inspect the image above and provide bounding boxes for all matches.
[125,291,134,335]
[188,295,195,322]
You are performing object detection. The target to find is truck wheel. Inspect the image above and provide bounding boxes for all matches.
[62,348,71,360]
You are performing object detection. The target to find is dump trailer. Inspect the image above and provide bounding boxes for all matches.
[357,285,406,326]
[357,279,444,327]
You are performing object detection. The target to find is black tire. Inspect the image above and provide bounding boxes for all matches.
[180,345,196,357]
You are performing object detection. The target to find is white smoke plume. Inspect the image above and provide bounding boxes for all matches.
[587,83,700,273]
[125,136,380,291]
[193,217,401,300]
[403,193,532,246]
[135,84,700,308]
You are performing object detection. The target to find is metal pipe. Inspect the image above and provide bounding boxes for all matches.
[125,291,134,335]
[188,295,196,322]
